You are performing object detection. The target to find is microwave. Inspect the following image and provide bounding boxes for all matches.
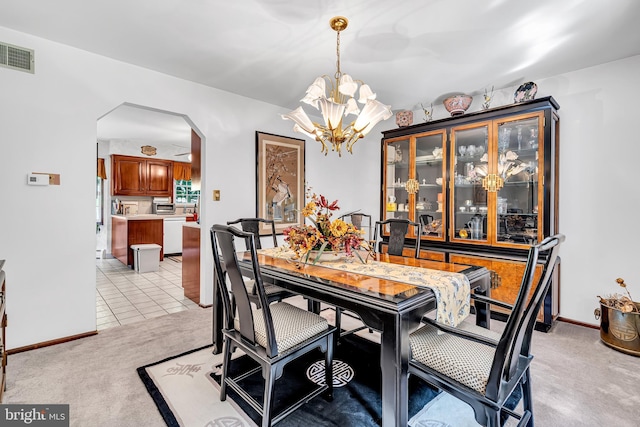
[153,203,175,215]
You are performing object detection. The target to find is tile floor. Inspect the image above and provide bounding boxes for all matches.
[95,256,201,330]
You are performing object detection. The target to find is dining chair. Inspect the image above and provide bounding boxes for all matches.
[211,224,335,427]
[226,217,278,249]
[225,218,295,306]
[335,218,421,340]
[372,218,422,258]
[339,212,373,242]
[409,234,564,427]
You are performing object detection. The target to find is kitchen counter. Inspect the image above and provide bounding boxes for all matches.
[112,213,194,220]
[112,216,164,267]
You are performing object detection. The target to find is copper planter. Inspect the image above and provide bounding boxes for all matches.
[595,302,640,356]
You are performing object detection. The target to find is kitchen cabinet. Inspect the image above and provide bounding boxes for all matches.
[381,97,560,330]
[182,223,200,304]
[112,216,164,267]
[111,155,173,197]
[0,260,7,402]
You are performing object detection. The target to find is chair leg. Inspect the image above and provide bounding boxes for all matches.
[522,370,534,427]
[335,307,342,334]
[220,337,232,401]
[325,335,334,401]
[262,363,277,427]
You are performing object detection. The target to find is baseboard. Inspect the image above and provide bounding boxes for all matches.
[7,330,98,355]
[557,316,599,329]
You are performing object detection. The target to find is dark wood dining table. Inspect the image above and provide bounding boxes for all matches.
[212,251,491,427]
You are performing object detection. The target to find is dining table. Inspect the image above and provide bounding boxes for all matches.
[212,248,491,427]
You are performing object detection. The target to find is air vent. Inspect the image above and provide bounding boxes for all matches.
[0,42,34,73]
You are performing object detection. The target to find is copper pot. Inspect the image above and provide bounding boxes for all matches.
[594,302,640,356]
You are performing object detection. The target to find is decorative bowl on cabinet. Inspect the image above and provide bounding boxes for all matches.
[443,95,473,116]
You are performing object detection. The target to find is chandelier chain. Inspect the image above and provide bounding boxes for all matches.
[335,29,341,81]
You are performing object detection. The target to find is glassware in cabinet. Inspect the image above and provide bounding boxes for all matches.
[449,123,489,244]
[414,131,446,240]
[493,112,544,247]
[384,139,410,223]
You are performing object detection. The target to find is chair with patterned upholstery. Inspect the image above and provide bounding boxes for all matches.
[211,224,335,427]
[372,218,422,258]
[409,234,564,427]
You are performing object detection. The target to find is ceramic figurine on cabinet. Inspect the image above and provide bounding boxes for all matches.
[421,103,433,122]
[395,110,413,127]
[482,86,494,110]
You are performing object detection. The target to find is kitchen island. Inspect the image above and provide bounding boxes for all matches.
[111,215,164,267]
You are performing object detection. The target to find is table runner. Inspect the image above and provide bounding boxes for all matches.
[258,248,470,327]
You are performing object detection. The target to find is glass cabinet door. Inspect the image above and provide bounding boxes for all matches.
[450,123,490,244]
[415,131,446,240]
[384,138,411,225]
[493,112,544,246]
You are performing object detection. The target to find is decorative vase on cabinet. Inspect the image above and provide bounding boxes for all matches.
[381,97,560,331]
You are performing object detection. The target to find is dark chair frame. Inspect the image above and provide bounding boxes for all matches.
[372,218,422,258]
[226,217,294,305]
[409,234,564,427]
[211,224,335,427]
[339,212,373,242]
[226,217,278,250]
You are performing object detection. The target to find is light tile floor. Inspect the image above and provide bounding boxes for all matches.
[95,256,201,330]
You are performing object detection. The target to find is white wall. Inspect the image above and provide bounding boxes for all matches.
[1,24,637,349]
[0,26,382,349]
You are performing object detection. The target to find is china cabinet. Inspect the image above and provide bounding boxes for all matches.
[381,97,560,330]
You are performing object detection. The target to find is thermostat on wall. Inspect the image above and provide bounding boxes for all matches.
[27,173,49,186]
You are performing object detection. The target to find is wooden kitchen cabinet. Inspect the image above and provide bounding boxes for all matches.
[111,155,173,197]
[182,224,200,304]
[112,216,164,267]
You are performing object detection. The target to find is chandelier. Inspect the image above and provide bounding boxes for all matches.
[282,16,392,156]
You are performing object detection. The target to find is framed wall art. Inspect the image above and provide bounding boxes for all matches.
[256,131,305,235]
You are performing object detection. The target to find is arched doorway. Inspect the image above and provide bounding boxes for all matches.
[95,103,203,330]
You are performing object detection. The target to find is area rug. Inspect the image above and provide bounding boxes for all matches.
[138,335,517,426]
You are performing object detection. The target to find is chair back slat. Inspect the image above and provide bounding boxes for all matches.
[373,218,422,258]
[227,218,278,250]
[485,234,564,400]
[339,213,373,241]
[211,224,279,357]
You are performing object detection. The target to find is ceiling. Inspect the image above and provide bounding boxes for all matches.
[2,0,640,142]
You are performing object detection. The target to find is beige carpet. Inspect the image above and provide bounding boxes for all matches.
[4,297,640,426]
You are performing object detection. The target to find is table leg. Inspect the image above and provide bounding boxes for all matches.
[380,313,410,427]
[474,274,491,329]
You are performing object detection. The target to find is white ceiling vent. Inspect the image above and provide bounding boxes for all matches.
[0,42,35,73]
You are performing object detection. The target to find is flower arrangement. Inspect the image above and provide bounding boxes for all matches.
[598,278,639,313]
[283,191,365,263]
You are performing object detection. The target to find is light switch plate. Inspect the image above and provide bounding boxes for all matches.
[213,190,220,201]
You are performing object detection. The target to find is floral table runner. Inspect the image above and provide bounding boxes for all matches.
[258,248,470,327]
